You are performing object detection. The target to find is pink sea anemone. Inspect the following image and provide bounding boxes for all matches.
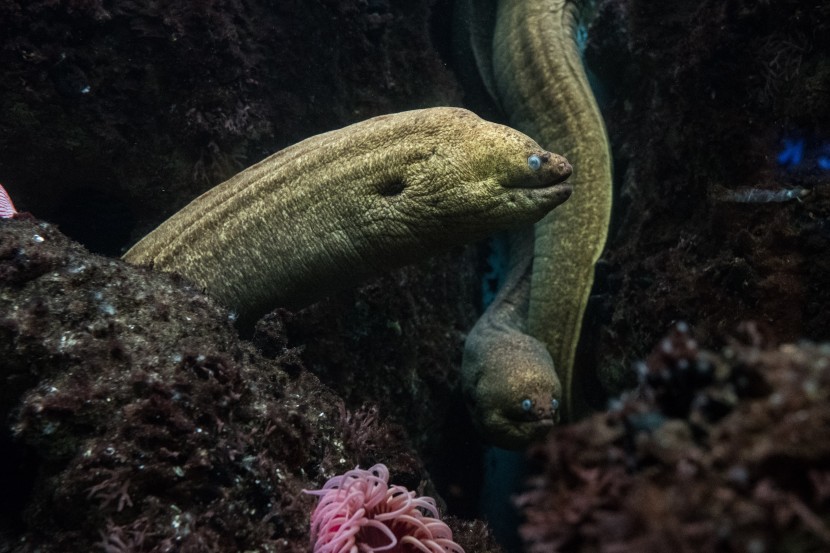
[304,463,465,553]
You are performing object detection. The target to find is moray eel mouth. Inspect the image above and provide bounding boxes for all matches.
[507,411,559,431]
[502,394,562,437]
[523,182,573,213]
[533,178,573,206]
[501,151,573,212]
[486,409,560,450]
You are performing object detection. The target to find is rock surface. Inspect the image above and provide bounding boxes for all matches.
[0,217,489,552]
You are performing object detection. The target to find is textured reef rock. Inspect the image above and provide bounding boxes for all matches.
[518,323,830,552]
[0,0,459,255]
[0,217,493,552]
[583,0,830,399]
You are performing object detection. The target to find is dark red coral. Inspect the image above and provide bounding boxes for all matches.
[517,324,830,552]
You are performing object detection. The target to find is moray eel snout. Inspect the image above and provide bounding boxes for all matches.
[481,136,573,220]
[509,152,572,188]
[507,151,572,210]
[483,129,573,195]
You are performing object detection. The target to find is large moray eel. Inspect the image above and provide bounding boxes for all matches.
[461,0,613,440]
[124,107,573,328]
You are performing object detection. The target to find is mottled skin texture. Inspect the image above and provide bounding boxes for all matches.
[462,228,560,449]
[501,0,612,422]
[463,0,613,433]
[124,107,573,329]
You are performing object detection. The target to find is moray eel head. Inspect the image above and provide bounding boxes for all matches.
[462,317,562,450]
[460,117,573,223]
[396,109,573,235]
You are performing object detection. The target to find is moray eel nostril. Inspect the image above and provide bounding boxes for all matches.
[555,161,573,182]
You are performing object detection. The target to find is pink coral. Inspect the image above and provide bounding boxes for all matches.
[304,464,464,553]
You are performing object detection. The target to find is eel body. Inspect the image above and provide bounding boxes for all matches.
[492,0,613,421]
[459,0,613,439]
[462,228,560,449]
[123,107,573,327]
[493,0,612,419]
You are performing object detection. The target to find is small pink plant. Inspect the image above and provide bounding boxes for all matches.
[0,183,17,219]
[304,463,465,553]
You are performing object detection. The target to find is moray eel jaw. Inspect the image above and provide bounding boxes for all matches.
[500,152,573,217]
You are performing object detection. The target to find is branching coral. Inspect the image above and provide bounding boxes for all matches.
[305,464,464,553]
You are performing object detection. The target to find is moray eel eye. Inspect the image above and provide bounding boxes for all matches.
[521,398,533,412]
[527,154,542,171]
[551,398,559,411]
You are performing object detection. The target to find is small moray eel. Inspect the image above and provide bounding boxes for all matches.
[493,0,613,422]
[123,107,573,328]
[462,228,560,449]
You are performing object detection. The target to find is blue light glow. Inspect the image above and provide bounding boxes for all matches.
[576,25,588,54]
[777,138,804,168]
[819,145,830,170]
[776,137,830,171]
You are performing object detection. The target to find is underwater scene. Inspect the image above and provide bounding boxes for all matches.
[1,0,830,551]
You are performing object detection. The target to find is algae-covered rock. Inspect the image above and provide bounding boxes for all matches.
[0,216,471,552]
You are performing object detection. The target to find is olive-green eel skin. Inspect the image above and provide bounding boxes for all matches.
[123,107,573,329]
[495,0,613,421]
[461,0,613,440]
[462,227,561,449]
